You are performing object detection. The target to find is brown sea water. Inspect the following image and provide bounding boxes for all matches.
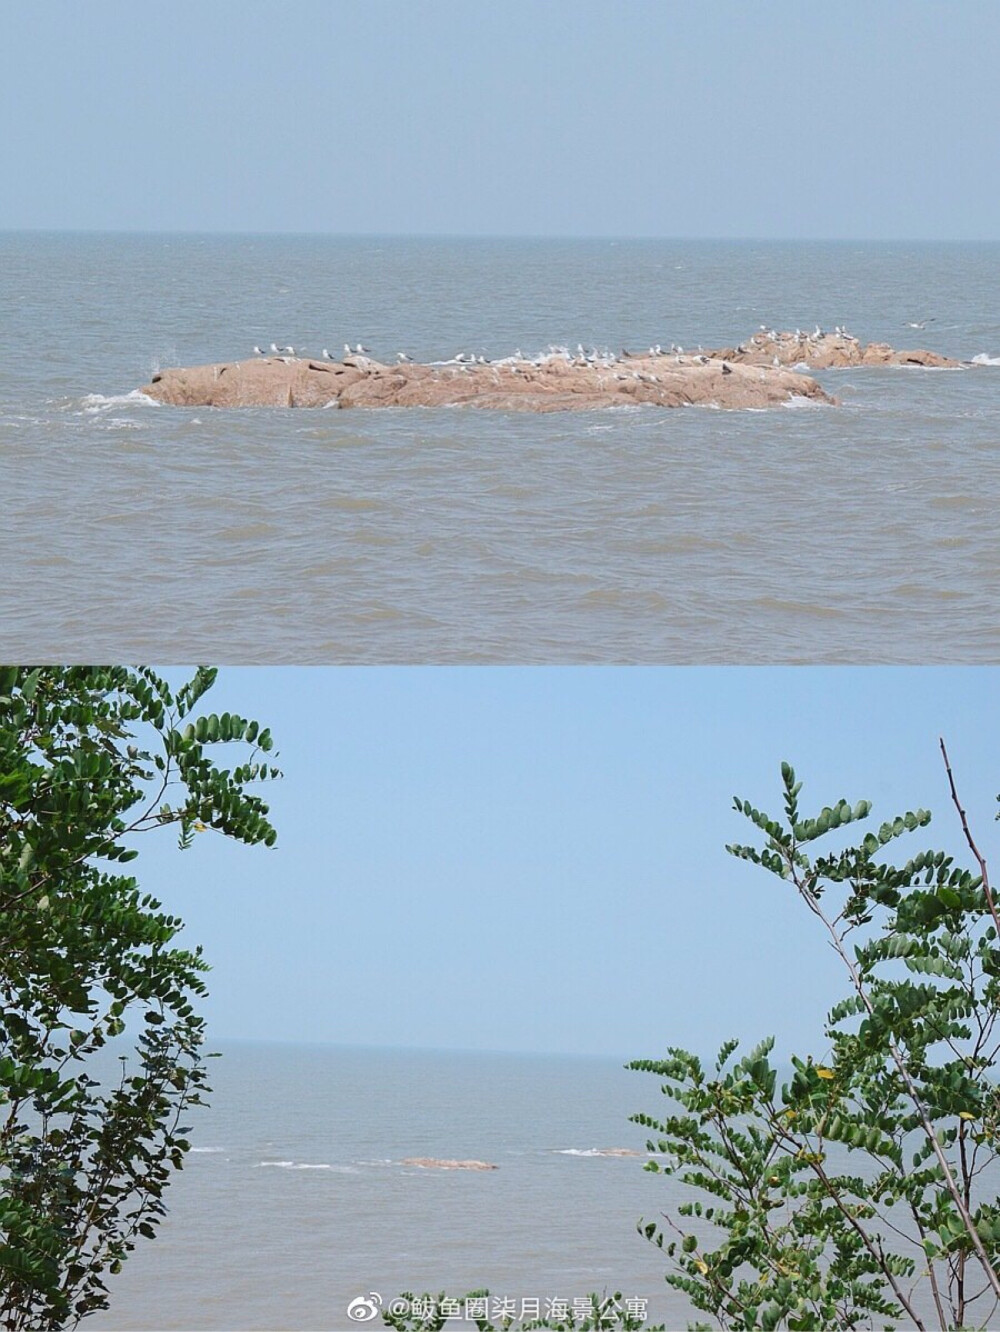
[2,233,999,662]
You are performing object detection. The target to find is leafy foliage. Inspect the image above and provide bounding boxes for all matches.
[0,666,278,1329]
[630,757,1000,1331]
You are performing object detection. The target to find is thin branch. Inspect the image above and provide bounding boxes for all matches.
[941,737,1000,938]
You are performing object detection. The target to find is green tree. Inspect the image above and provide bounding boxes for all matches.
[0,666,278,1330]
[631,748,1000,1330]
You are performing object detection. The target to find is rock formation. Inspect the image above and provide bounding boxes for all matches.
[134,331,967,413]
[137,350,834,412]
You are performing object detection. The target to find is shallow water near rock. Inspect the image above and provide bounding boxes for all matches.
[3,233,999,661]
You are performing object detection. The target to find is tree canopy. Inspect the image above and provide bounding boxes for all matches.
[0,666,278,1329]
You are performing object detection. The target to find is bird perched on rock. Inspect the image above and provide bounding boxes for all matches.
[722,362,733,375]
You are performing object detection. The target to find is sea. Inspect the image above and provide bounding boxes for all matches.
[86,1041,681,1331]
[2,233,999,664]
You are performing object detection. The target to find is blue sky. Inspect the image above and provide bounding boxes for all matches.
[3,3,998,238]
[131,667,1000,1060]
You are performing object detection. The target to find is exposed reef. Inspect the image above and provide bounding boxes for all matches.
[135,331,965,413]
[401,1158,499,1171]
[138,348,832,412]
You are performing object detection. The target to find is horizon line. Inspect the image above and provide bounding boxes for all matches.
[2,227,999,245]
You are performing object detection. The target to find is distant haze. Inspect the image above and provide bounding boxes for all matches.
[2,2,998,238]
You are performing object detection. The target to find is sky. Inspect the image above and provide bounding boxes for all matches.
[2,3,999,239]
[126,666,1000,1061]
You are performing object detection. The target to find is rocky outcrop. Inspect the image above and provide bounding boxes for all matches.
[135,330,967,412]
[716,329,963,369]
[137,351,834,412]
[401,1158,499,1170]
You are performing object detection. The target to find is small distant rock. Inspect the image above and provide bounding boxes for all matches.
[401,1157,499,1171]
[720,330,963,370]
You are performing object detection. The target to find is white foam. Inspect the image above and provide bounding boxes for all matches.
[972,353,1000,366]
[80,390,158,414]
[190,1147,226,1154]
[781,393,830,410]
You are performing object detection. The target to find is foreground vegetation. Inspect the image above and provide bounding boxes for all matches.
[0,667,277,1329]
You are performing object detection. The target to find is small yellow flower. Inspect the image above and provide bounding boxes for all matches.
[695,1260,709,1275]
[959,1112,976,1121]
[816,1067,835,1080]
[193,821,207,832]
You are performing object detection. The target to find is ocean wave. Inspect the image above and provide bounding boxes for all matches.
[190,1147,226,1154]
[972,353,1000,366]
[254,1160,358,1172]
[554,1147,642,1158]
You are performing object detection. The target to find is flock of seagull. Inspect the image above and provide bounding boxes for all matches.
[252,342,374,361]
[250,318,873,370]
[247,321,928,372]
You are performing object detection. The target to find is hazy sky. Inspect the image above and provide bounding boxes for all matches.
[128,667,1000,1060]
[3,3,998,238]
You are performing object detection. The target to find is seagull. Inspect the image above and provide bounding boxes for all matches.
[282,345,295,356]
[344,343,353,357]
[322,348,333,360]
[270,343,281,354]
[355,343,368,355]
[722,362,733,375]
[253,345,264,356]
[397,351,412,362]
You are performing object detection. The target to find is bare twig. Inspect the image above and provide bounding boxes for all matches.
[940,737,1000,938]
